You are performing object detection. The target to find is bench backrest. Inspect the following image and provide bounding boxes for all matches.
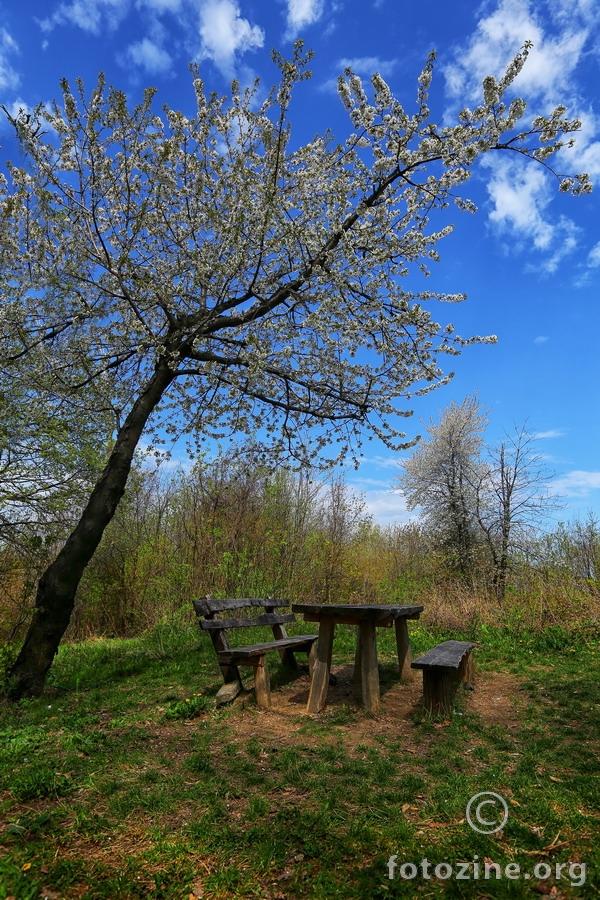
[192,595,295,654]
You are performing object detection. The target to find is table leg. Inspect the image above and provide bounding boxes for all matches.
[359,620,380,714]
[307,619,335,714]
[395,618,414,681]
[353,625,362,687]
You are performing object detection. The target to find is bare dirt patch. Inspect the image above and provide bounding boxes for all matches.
[223,665,528,753]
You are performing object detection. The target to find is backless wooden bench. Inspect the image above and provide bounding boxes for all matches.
[411,640,475,717]
[193,595,318,708]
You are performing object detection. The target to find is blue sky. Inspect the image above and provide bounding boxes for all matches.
[1,0,599,527]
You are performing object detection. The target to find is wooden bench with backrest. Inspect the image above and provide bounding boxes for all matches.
[193,595,318,708]
[411,640,475,717]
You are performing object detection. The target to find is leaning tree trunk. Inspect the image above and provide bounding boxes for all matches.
[8,360,176,700]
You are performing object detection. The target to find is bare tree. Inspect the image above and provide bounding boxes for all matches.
[474,426,560,599]
[0,43,589,697]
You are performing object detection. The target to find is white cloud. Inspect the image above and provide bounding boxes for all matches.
[197,0,264,78]
[285,0,324,36]
[533,335,549,344]
[125,37,172,73]
[41,0,131,34]
[556,103,600,184]
[575,135,600,180]
[1,99,33,122]
[484,158,551,246]
[587,241,600,268]
[551,470,600,498]
[482,155,582,271]
[357,454,403,471]
[136,443,191,470]
[443,0,590,108]
[0,27,20,92]
[534,429,563,439]
[442,0,599,273]
[526,218,580,275]
[360,488,416,527]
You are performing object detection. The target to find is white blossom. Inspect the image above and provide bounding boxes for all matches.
[0,44,590,475]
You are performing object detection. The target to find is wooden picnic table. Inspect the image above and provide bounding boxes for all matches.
[291,603,424,715]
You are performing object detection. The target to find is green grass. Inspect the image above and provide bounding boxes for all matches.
[0,618,599,898]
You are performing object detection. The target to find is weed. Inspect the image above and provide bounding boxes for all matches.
[164,692,210,720]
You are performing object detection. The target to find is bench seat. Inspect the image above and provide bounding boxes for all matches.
[411,640,475,717]
[218,635,320,662]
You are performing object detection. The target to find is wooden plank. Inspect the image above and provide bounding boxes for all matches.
[218,635,317,661]
[292,604,424,627]
[359,620,380,714]
[293,603,424,616]
[306,619,335,714]
[411,641,475,672]
[200,613,295,631]
[303,613,391,627]
[194,596,289,615]
[395,617,414,682]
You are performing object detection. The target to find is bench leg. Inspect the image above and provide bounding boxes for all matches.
[359,620,380,714]
[395,618,414,682]
[280,647,299,669]
[422,670,457,717]
[252,655,271,709]
[459,652,474,685]
[271,622,299,670]
[307,619,335,714]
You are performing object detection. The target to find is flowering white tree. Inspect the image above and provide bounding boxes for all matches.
[0,42,590,697]
[396,395,489,577]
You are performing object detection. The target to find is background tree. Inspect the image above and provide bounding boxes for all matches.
[474,426,560,599]
[533,512,600,589]
[397,399,560,596]
[396,395,488,577]
[0,381,110,645]
[0,43,590,698]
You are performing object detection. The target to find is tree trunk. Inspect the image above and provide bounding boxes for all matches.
[8,360,176,700]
